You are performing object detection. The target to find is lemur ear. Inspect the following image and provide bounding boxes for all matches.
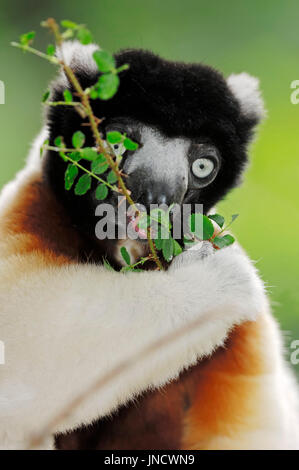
[227,72,266,122]
[56,40,99,84]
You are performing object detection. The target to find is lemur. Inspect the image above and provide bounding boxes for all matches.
[0,42,298,450]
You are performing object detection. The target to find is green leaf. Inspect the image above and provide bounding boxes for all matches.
[149,208,171,229]
[93,50,115,73]
[231,214,239,223]
[162,237,174,262]
[20,31,36,46]
[64,164,78,190]
[72,131,85,149]
[64,89,73,103]
[154,225,166,251]
[89,88,99,100]
[74,174,91,195]
[81,147,98,161]
[103,259,115,271]
[173,240,183,256]
[183,235,196,247]
[59,152,68,162]
[61,20,78,29]
[91,154,108,174]
[107,170,118,184]
[189,213,214,240]
[77,27,92,45]
[154,236,163,251]
[95,184,108,200]
[47,44,55,56]
[54,136,64,147]
[208,213,225,228]
[201,215,215,240]
[42,90,50,102]
[120,246,131,266]
[121,265,142,273]
[106,131,123,144]
[123,137,139,151]
[97,73,119,100]
[137,214,150,230]
[68,151,81,162]
[213,234,235,249]
[40,138,49,156]
[61,29,75,40]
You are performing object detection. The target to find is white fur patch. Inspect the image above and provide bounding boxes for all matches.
[227,72,265,120]
[55,40,99,88]
[56,40,99,73]
[124,125,189,194]
[0,238,267,448]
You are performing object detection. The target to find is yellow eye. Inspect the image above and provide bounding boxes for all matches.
[192,158,214,178]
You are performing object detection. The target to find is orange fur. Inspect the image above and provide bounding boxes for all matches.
[0,175,81,264]
[182,316,271,449]
[55,318,270,450]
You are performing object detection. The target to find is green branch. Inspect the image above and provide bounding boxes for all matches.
[11,42,59,65]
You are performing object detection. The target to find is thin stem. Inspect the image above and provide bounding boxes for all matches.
[116,64,130,73]
[43,144,85,153]
[45,100,87,118]
[45,18,63,46]
[11,42,59,64]
[42,145,117,191]
[63,155,116,191]
[62,61,138,210]
[211,216,238,239]
[121,256,152,272]
[147,228,163,271]
[46,101,85,108]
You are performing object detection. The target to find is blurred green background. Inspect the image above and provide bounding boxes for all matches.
[0,1,298,368]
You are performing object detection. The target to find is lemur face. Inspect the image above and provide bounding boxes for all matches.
[44,44,264,252]
[104,118,220,210]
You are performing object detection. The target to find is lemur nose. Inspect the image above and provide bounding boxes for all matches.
[127,170,186,211]
[139,185,174,211]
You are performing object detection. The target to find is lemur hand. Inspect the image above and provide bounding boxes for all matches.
[169,240,215,269]
[168,241,266,325]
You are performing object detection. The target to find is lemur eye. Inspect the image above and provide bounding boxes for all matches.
[109,142,126,157]
[192,158,214,178]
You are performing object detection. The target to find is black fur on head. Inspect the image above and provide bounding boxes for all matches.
[43,43,264,255]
